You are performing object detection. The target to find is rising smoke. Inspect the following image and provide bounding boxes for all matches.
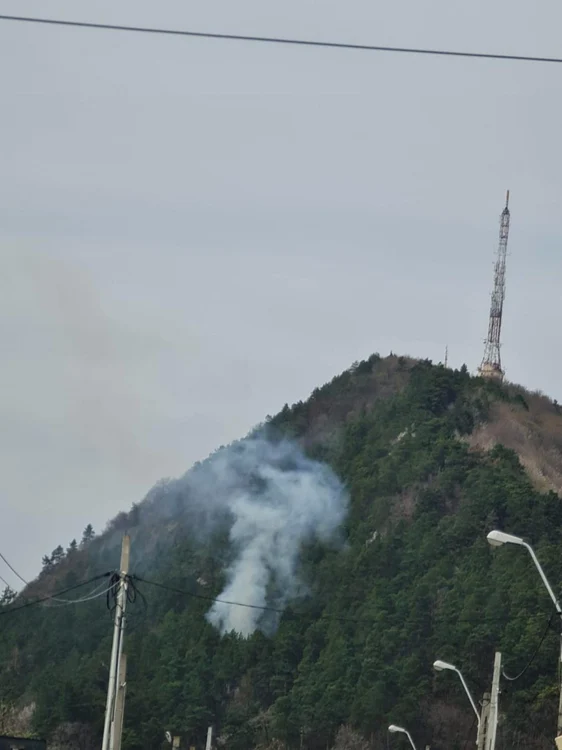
[153,435,348,636]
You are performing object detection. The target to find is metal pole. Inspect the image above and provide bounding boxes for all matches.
[489,532,562,743]
[101,534,130,750]
[522,543,562,738]
[524,544,562,615]
[455,669,481,729]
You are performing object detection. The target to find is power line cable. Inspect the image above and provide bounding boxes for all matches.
[135,576,288,615]
[0,548,112,605]
[46,578,117,607]
[137,575,385,623]
[502,610,556,681]
[0,551,28,586]
[138,575,415,623]
[134,576,553,626]
[0,572,112,616]
[107,572,141,608]
[0,552,116,606]
[0,14,562,66]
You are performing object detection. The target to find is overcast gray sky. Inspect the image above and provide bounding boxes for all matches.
[1,0,561,582]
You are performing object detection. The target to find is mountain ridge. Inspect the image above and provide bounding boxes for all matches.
[2,354,562,750]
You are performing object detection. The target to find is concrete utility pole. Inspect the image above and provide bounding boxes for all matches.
[101,534,131,750]
[476,651,502,750]
[484,652,501,750]
[112,653,127,750]
[205,726,213,750]
[476,693,490,750]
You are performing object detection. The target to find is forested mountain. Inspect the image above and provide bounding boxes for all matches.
[2,354,562,750]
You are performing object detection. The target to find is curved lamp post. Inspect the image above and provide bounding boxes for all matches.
[487,529,562,740]
[388,725,417,750]
[433,659,481,730]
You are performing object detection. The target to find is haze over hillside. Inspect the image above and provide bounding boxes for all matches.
[2,354,562,750]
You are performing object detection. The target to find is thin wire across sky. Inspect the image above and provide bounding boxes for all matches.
[0,13,562,65]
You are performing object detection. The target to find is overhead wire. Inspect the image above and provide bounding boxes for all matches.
[0,551,28,586]
[136,575,290,615]
[501,610,557,681]
[134,576,554,627]
[106,573,148,638]
[0,572,112,616]
[136,575,405,623]
[0,548,117,605]
[0,14,562,66]
[106,572,122,615]
[0,554,114,606]
[2,555,554,629]
[46,578,117,607]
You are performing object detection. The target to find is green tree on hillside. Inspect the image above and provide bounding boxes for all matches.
[0,357,561,750]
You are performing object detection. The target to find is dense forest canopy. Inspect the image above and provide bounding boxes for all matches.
[1,355,562,750]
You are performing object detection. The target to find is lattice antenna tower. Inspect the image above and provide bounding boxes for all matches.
[478,191,511,381]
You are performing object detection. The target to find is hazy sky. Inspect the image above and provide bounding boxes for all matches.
[1,0,561,582]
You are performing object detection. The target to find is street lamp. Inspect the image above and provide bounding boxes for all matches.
[388,725,417,750]
[486,530,561,615]
[487,529,562,740]
[433,659,481,729]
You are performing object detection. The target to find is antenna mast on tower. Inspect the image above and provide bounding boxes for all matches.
[478,191,511,382]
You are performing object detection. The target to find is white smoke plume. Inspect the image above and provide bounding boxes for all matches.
[164,436,348,636]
